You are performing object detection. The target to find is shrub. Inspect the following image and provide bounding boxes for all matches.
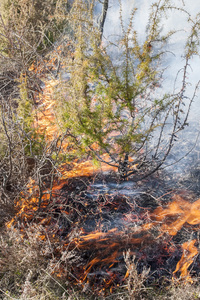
[57,0,200,180]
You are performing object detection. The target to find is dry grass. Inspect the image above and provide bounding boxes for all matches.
[123,250,150,300]
[0,223,200,300]
[0,225,65,299]
[160,280,200,300]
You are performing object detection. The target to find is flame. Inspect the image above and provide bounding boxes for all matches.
[173,240,198,282]
[151,195,200,281]
[32,64,118,178]
[152,195,200,236]
[68,194,200,285]
[6,49,200,292]
[35,79,60,142]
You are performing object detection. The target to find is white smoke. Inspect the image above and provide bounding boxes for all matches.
[101,0,200,175]
[103,0,200,115]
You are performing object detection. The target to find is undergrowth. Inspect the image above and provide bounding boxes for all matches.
[0,224,200,300]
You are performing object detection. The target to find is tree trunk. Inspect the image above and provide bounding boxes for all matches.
[99,0,109,41]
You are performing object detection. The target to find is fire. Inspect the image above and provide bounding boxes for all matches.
[152,195,200,236]
[173,240,198,282]
[6,49,200,293]
[151,195,200,280]
[32,63,118,178]
[76,228,118,242]
[71,194,200,286]
[8,172,200,290]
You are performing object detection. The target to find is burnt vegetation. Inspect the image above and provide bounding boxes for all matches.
[0,0,200,299]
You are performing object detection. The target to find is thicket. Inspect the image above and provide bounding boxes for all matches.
[0,0,200,299]
[0,0,70,221]
[1,0,199,206]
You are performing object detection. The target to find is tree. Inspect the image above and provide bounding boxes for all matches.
[57,0,200,180]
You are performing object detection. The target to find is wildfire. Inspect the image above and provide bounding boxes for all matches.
[173,240,198,283]
[151,195,200,281]
[152,195,200,236]
[6,47,200,293]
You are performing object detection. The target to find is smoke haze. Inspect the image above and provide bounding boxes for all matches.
[100,0,200,176]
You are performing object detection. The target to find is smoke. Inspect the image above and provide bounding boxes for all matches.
[101,0,200,176]
[103,0,199,94]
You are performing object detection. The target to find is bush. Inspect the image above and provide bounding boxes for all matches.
[57,0,200,180]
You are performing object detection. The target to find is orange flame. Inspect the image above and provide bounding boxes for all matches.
[152,195,200,236]
[151,195,200,281]
[173,240,198,282]
[6,52,200,291]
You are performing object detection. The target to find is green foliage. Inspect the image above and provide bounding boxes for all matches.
[58,2,166,164]
[13,74,45,157]
[57,0,200,178]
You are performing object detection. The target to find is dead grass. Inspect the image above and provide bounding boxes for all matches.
[1,224,200,300]
[0,225,63,299]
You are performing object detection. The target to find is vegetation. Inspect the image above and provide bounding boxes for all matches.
[0,0,200,299]
[1,225,200,299]
[0,0,69,221]
[57,0,200,179]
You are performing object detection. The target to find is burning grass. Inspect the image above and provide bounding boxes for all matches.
[2,173,200,299]
[1,40,200,300]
